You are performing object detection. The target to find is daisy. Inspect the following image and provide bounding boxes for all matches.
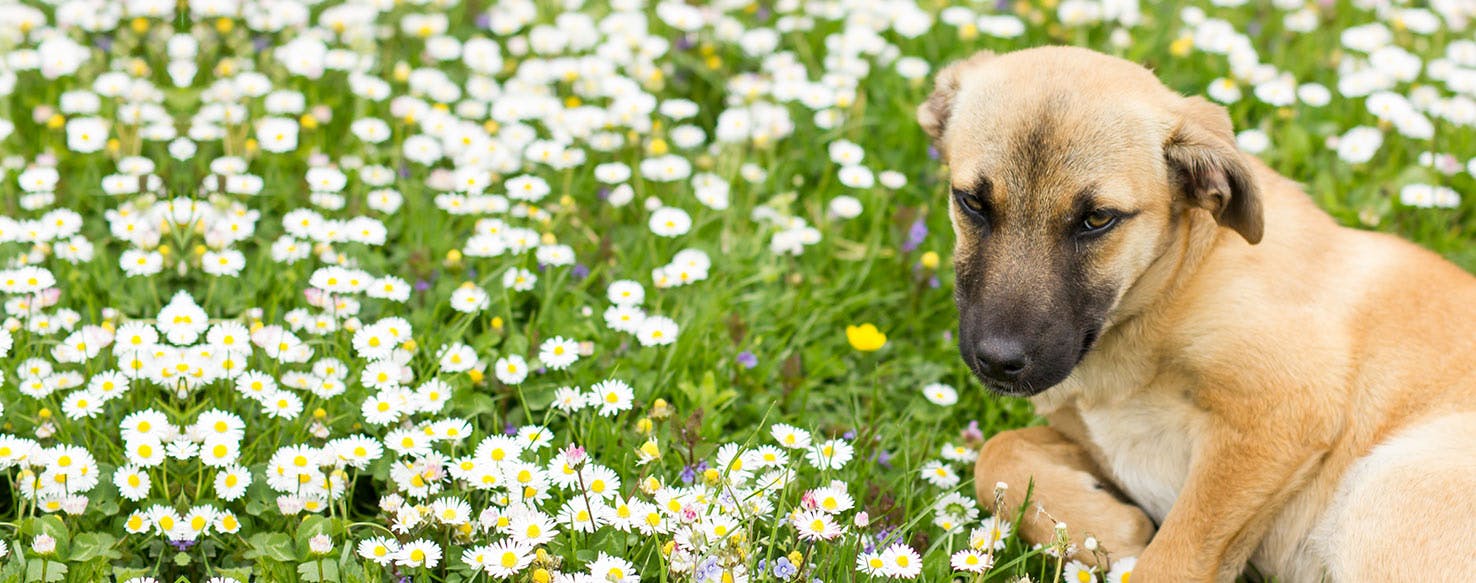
[648,207,691,237]
[214,465,252,501]
[449,284,491,313]
[113,465,151,501]
[587,553,639,583]
[635,315,678,346]
[805,439,854,470]
[494,354,529,385]
[1065,560,1098,583]
[770,424,813,450]
[502,268,537,291]
[396,539,441,569]
[357,537,400,566]
[923,382,959,406]
[793,509,844,541]
[951,549,994,573]
[538,336,580,370]
[880,544,923,579]
[1107,557,1137,583]
[921,460,961,488]
[590,379,634,417]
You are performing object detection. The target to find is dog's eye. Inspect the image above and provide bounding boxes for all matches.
[952,184,990,218]
[1081,210,1118,233]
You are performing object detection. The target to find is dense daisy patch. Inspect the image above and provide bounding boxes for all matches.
[0,0,1473,581]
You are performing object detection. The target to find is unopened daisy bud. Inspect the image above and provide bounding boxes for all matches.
[393,62,411,82]
[244,138,258,153]
[535,548,550,564]
[308,534,333,555]
[300,114,318,130]
[106,138,121,154]
[214,17,233,33]
[540,232,557,245]
[32,534,56,555]
[920,251,940,270]
[788,550,804,567]
[563,96,581,108]
[444,249,462,266]
[483,120,499,133]
[702,468,720,485]
[467,369,484,384]
[194,244,207,256]
[635,418,653,434]
[37,408,51,420]
[130,16,148,32]
[1084,536,1098,552]
[532,568,551,583]
[46,114,65,129]
[995,481,1009,494]
[853,511,870,528]
[1170,35,1194,57]
[490,317,504,331]
[650,398,672,419]
[312,408,326,420]
[647,138,669,156]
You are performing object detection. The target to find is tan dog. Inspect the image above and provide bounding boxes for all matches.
[975,425,1155,566]
[920,46,1476,582]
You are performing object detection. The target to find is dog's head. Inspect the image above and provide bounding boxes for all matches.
[920,47,1263,396]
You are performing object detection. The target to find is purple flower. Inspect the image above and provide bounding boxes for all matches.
[942,330,953,343]
[474,13,491,28]
[873,449,893,469]
[927,145,940,160]
[680,461,708,484]
[572,264,590,280]
[843,429,857,440]
[414,280,431,292]
[169,539,197,551]
[773,557,798,579]
[929,275,941,289]
[695,558,721,580]
[503,422,517,436]
[902,219,928,252]
[736,351,758,369]
[597,187,611,200]
[962,420,983,443]
[398,163,411,179]
[94,36,112,51]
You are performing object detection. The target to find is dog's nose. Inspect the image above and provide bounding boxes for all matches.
[974,337,1030,381]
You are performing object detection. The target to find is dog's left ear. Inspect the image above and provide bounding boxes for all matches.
[1163,96,1264,245]
[918,50,995,161]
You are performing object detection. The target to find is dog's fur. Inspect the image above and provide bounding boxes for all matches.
[974,425,1155,566]
[921,46,1476,581]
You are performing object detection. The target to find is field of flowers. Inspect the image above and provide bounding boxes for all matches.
[0,0,1473,581]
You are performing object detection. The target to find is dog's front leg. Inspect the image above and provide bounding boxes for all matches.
[1132,423,1328,582]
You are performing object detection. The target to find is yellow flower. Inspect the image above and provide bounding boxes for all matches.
[846,324,887,352]
[920,251,940,270]
[1170,35,1194,57]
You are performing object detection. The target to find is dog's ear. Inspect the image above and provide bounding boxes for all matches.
[918,51,994,159]
[1163,96,1264,244]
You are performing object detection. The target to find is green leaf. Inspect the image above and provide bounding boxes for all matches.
[245,532,298,563]
[297,559,340,583]
[24,559,65,583]
[68,533,120,562]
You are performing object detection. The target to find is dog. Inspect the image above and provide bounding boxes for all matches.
[974,425,1155,566]
[920,46,1476,582]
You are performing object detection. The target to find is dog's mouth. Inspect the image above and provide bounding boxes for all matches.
[972,326,1103,397]
[1076,327,1100,364]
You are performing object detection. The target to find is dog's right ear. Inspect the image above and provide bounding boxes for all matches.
[918,51,994,160]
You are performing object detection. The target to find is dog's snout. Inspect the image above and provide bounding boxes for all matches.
[974,337,1031,382]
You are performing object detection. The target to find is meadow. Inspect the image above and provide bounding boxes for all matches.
[0,0,1472,581]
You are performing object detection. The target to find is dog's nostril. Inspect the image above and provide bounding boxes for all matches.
[974,338,1030,380]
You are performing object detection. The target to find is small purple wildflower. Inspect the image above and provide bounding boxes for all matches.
[736,351,758,368]
[503,422,517,436]
[902,219,928,252]
[571,264,590,280]
[773,557,798,579]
